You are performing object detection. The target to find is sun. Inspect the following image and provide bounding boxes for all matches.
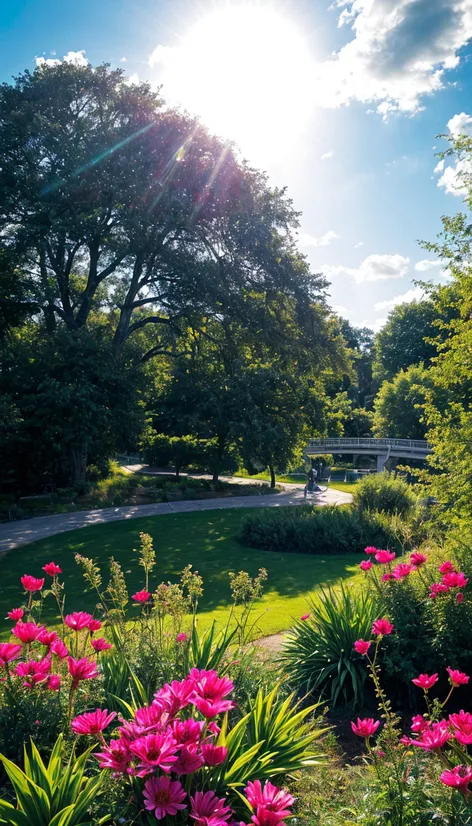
[153,4,314,163]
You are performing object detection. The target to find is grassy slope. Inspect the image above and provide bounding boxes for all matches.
[1,510,359,639]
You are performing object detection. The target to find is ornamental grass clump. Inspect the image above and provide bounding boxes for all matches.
[281,583,380,707]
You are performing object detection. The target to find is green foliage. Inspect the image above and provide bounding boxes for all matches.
[281,584,380,706]
[372,298,448,385]
[211,687,326,790]
[239,504,423,555]
[373,364,432,440]
[0,735,106,826]
[352,473,416,515]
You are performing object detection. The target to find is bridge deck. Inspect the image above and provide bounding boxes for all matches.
[306,437,431,459]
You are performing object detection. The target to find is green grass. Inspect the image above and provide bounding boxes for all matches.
[1,510,359,639]
[234,468,359,493]
[327,481,359,494]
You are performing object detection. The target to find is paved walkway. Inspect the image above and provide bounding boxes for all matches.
[0,487,352,555]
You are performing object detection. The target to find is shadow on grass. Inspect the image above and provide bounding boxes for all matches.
[0,510,359,635]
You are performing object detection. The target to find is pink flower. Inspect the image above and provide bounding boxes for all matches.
[245,780,294,819]
[382,573,393,582]
[42,562,62,577]
[354,640,371,656]
[12,621,43,643]
[47,674,61,690]
[202,743,228,766]
[177,632,188,642]
[87,619,102,634]
[439,561,455,575]
[20,575,44,592]
[72,709,117,736]
[411,715,429,733]
[447,667,470,687]
[457,592,465,604]
[15,658,51,687]
[374,550,396,564]
[393,563,412,580]
[91,638,112,652]
[143,775,187,820]
[351,718,381,738]
[430,583,450,599]
[440,766,472,794]
[372,618,393,636]
[411,721,451,750]
[410,552,427,567]
[67,657,99,688]
[399,735,412,746]
[190,791,232,825]
[173,744,205,775]
[132,590,151,603]
[154,678,196,717]
[364,546,378,555]
[50,639,68,658]
[0,643,22,666]
[171,718,204,746]
[300,613,310,620]
[360,561,373,572]
[443,571,469,589]
[189,668,235,718]
[412,673,438,691]
[65,612,94,631]
[129,732,179,774]
[94,739,131,773]
[7,608,24,621]
[449,711,472,746]
[36,629,58,646]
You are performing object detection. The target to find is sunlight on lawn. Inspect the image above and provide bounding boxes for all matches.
[0,510,360,639]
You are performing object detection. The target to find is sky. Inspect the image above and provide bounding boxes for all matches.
[2,0,472,331]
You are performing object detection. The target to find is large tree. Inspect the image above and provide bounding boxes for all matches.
[0,61,325,363]
[372,299,444,385]
[373,365,432,441]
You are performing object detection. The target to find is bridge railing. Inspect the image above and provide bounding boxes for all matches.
[306,437,431,452]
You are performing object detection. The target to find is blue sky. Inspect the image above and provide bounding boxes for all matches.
[2,0,472,330]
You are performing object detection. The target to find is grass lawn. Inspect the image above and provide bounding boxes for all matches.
[234,468,359,494]
[0,510,359,640]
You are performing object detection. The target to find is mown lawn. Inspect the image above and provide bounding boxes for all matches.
[1,510,359,639]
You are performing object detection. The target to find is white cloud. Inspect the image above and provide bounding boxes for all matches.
[359,317,387,332]
[434,158,445,174]
[354,241,364,248]
[320,150,334,160]
[298,230,340,247]
[124,73,140,86]
[415,259,443,272]
[35,50,88,68]
[374,286,424,312]
[317,0,472,116]
[332,304,351,316]
[436,112,472,195]
[325,253,409,284]
[120,56,127,62]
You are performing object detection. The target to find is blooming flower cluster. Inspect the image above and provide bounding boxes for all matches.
[360,547,469,606]
[353,618,472,803]
[1,567,109,697]
[76,670,294,824]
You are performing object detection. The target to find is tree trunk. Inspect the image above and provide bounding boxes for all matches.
[70,444,87,487]
[269,464,276,489]
[175,464,180,481]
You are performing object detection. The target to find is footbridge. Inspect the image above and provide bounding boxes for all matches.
[306,438,432,473]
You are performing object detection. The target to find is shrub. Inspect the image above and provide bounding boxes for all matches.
[356,544,472,703]
[353,473,416,515]
[239,504,424,555]
[281,584,380,707]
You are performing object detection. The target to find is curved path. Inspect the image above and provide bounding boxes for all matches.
[0,487,352,555]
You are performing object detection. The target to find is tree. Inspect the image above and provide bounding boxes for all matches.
[373,300,444,385]
[373,365,432,440]
[0,62,325,364]
[339,320,375,408]
[0,325,143,488]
